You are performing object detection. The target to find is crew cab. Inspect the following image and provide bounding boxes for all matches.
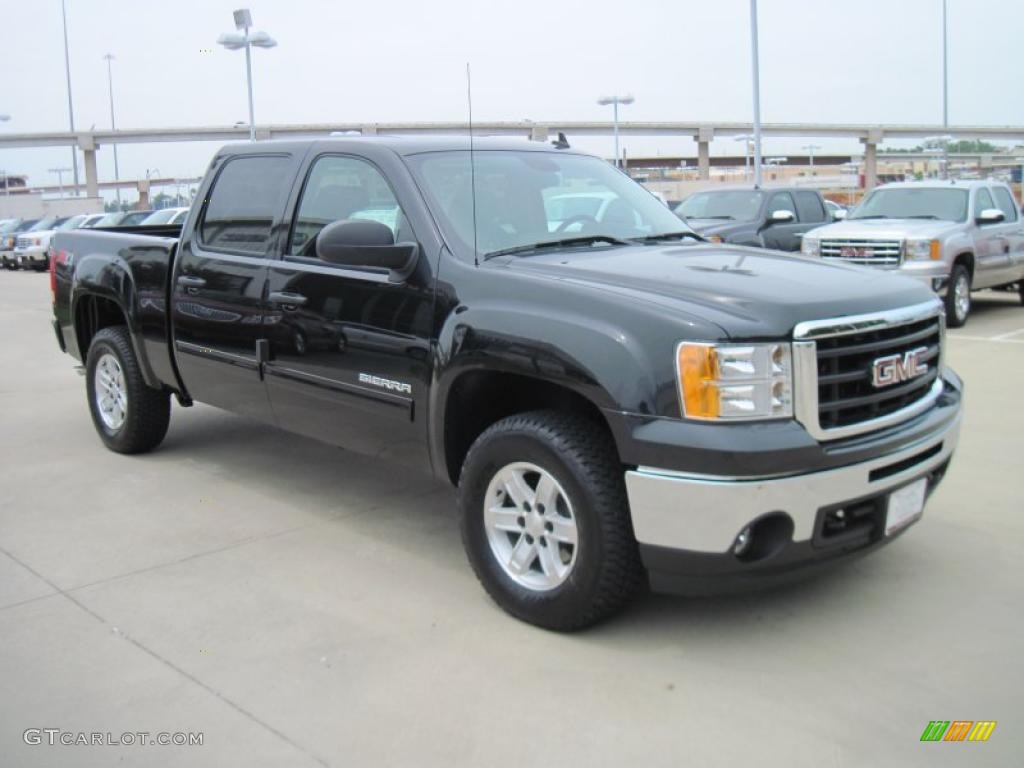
[801,180,1024,326]
[674,186,836,250]
[52,137,963,629]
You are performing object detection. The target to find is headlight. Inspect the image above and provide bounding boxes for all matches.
[801,236,820,257]
[676,342,793,421]
[905,238,940,261]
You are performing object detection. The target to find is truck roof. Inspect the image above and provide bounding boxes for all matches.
[214,135,574,157]
[875,179,1008,191]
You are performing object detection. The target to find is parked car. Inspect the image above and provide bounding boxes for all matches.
[92,210,156,228]
[4,218,61,269]
[80,213,108,228]
[674,187,831,250]
[13,214,92,271]
[138,207,189,226]
[52,137,961,630]
[801,180,1024,326]
[1,219,40,268]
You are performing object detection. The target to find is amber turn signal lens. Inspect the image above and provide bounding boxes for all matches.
[929,239,941,260]
[677,344,720,418]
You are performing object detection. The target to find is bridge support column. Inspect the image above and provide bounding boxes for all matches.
[695,125,714,180]
[529,125,549,143]
[83,149,99,198]
[137,179,151,210]
[861,129,883,192]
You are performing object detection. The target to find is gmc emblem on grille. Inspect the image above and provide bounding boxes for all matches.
[871,347,929,388]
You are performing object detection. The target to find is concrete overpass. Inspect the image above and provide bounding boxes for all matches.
[2,121,1022,195]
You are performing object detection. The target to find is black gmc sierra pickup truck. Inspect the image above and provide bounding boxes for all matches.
[51,137,963,630]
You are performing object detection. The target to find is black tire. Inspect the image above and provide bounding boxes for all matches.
[85,326,170,454]
[944,263,971,328]
[1018,280,1023,306]
[458,410,644,631]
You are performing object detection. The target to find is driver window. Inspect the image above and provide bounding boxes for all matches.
[973,188,995,217]
[766,192,797,218]
[289,155,411,257]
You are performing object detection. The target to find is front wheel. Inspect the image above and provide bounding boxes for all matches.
[457,410,644,630]
[944,264,971,328]
[86,326,171,454]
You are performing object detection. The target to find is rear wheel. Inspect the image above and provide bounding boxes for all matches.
[86,326,170,453]
[1019,280,1024,306]
[944,264,971,328]
[458,410,644,631]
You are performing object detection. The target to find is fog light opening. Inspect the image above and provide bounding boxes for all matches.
[733,512,794,563]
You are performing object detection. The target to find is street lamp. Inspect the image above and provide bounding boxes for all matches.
[49,167,73,198]
[217,9,277,143]
[103,54,122,211]
[596,94,634,169]
[734,134,754,180]
[924,134,954,179]
[60,0,79,195]
[748,0,764,188]
[802,144,822,170]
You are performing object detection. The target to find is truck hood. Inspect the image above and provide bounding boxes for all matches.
[680,218,747,235]
[503,243,934,339]
[807,218,962,240]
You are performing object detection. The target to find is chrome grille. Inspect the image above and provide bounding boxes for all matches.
[15,236,33,248]
[792,302,945,441]
[820,238,902,266]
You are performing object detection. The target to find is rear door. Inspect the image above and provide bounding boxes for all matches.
[262,149,438,470]
[991,185,1024,283]
[171,152,300,421]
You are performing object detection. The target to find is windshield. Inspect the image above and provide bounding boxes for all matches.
[93,213,125,227]
[29,218,60,231]
[140,208,179,225]
[121,211,153,225]
[851,188,969,222]
[406,150,691,258]
[56,215,88,230]
[675,190,764,221]
[0,219,21,235]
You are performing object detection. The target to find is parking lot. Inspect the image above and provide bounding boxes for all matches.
[1,268,1021,766]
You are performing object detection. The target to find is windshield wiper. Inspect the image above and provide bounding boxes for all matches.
[483,235,629,260]
[852,215,889,220]
[694,215,734,220]
[905,215,940,220]
[632,231,705,244]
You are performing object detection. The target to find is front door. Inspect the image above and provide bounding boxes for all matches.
[263,152,436,469]
[971,186,1012,289]
[171,152,297,421]
[761,192,804,251]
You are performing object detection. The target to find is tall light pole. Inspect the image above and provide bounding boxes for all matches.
[802,144,822,170]
[941,0,950,179]
[218,9,277,143]
[597,95,634,169]
[49,167,72,197]
[60,0,80,195]
[749,0,764,188]
[103,54,122,210]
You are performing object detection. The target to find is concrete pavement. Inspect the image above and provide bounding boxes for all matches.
[1,270,1021,767]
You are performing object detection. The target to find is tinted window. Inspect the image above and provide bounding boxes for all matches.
[201,155,291,254]
[992,186,1019,222]
[766,192,797,217]
[794,191,826,223]
[289,155,409,257]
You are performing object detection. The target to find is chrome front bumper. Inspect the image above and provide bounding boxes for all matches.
[625,406,961,554]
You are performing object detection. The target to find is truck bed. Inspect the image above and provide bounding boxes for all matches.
[53,228,181,392]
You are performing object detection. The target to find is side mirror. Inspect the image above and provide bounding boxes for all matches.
[767,209,796,225]
[315,219,418,281]
[975,208,1005,226]
[833,209,848,221]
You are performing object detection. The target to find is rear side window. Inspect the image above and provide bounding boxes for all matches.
[992,187,1019,222]
[794,191,826,223]
[200,155,290,254]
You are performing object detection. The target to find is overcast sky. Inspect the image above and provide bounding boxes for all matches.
[1,0,1021,199]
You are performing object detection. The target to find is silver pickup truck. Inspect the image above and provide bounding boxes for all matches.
[801,180,1024,326]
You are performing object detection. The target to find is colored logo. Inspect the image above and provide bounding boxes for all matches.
[920,721,997,742]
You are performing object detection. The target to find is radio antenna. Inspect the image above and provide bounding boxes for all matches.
[466,63,479,267]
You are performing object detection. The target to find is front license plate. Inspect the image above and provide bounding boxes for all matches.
[885,478,927,535]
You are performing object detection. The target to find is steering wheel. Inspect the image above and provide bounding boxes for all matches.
[555,214,599,233]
